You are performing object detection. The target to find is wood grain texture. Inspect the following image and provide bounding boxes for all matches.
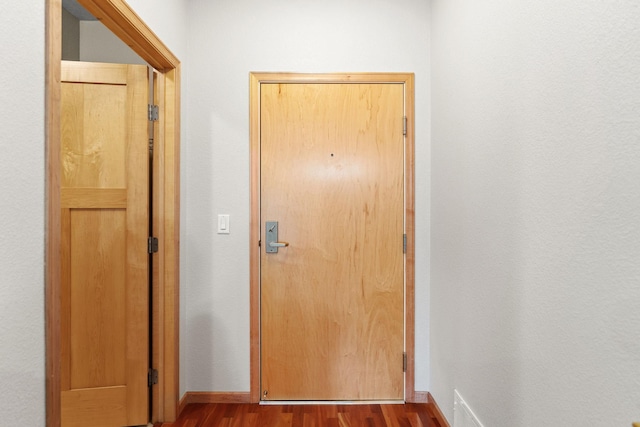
[403,75,416,402]
[124,61,151,424]
[61,188,127,208]
[183,392,252,405]
[60,60,127,84]
[152,69,167,423]
[60,62,149,426]
[60,208,71,392]
[250,73,416,403]
[61,74,127,188]
[68,208,127,389]
[260,82,405,400]
[61,386,127,427]
[249,73,262,403]
[46,1,62,426]
[159,403,445,427]
[252,73,418,84]
[159,66,182,422]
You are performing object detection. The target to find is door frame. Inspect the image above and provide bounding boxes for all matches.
[249,72,416,403]
[46,0,181,425]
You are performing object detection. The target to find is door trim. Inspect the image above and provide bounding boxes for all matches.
[46,0,181,425]
[249,72,416,403]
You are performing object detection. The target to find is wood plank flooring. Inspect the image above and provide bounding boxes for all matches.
[158,403,445,427]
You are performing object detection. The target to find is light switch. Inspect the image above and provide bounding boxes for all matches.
[217,214,230,234]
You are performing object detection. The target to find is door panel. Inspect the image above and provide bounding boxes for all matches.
[61,82,127,188]
[60,61,149,427]
[69,208,126,389]
[260,83,405,400]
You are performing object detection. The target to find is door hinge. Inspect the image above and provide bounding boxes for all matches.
[403,116,407,136]
[148,368,158,387]
[403,234,407,254]
[403,352,407,372]
[148,104,159,121]
[149,138,154,152]
[148,236,159,254]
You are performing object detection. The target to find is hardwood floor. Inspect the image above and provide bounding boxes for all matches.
[158,402,446,427]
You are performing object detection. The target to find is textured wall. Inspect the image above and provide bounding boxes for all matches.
[125,0,188,60]
[0,0,45,424]
[430,1,640,425]
[79,21,147,65]
[62,8,80,60]
[183,0,431,394]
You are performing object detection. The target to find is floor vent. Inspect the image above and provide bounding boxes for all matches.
[453,390,484,427]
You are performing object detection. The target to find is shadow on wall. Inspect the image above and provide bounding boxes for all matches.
[185,313,216,389]
[186,310,246,392]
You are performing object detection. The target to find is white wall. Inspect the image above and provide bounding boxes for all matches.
[0,0,45,424]
[79,21,147,65]
[183,0,431,393]
[430,1,640,426]
[125,0,188,60]
[62,8,80,60]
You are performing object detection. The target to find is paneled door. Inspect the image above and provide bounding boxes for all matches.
[260,82,405,400]
[60,61,149,426]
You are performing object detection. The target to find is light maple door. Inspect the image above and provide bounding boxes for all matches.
[60,61,149,426]
[260,82,405,400]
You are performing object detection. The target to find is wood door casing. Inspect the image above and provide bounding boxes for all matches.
[260,82,405,400]
[60,61,149,427]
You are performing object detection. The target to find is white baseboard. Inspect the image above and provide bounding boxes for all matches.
[453,390,484,427]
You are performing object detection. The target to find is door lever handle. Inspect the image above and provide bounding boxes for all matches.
[268,241,289,248]
[266,221,288,253]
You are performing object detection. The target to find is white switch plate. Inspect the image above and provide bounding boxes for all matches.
[217,214,230,234]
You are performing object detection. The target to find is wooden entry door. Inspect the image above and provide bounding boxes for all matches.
[260,81,405,401]
[60,61,149,426]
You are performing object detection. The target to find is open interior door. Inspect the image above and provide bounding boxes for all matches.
[60,60,149,426]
